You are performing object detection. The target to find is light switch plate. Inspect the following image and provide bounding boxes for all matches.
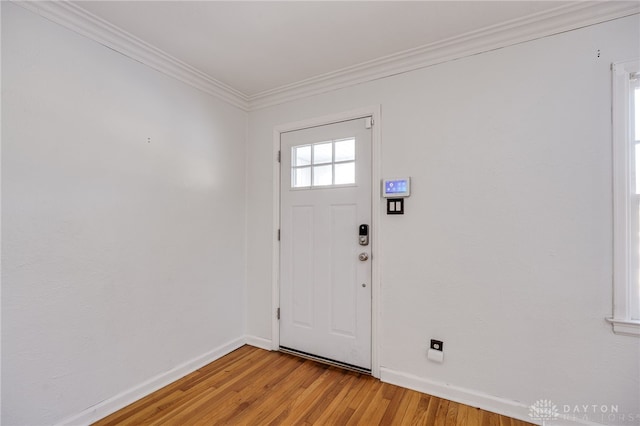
[387,198,404,215]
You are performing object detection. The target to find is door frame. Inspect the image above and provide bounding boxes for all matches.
[271,105,382,378]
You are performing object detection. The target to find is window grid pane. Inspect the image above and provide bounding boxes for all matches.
[313,142,333,165]
[335,138,355,162]
[313,164,333,186]
[292,166,311,188]
[293,145,311,167]
[290,138,357,189]
[334,162,355,185]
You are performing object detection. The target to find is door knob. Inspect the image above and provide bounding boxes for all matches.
[359,253,369,261]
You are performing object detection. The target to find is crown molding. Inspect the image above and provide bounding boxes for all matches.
[12,0,250,111]
[12,1,640,112]
[248,1,640,110]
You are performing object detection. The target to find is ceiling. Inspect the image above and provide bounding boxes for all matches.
[27,0,633,109]
[73,1,573,97]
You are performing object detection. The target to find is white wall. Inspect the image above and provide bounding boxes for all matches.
[246,15,640,423]
[3,2,639,424]
[2,3,247,425]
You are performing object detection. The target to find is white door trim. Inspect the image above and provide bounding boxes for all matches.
[271,105,382,378]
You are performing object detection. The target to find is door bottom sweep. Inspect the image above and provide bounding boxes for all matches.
[279,346,371,375]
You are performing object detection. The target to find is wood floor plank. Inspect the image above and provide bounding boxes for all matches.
[306,371,360,424]
[409,394,433,425]
[356,383,391,425]
[92,346,535,426]
[424,395,441,425]
[397,389,423,425]
[282,368,341,423]
[251,363,338,425]
[445,400,459,426]
[226,358,320,425]
[345,376,383,425]
[467,405,483,426]
[306,373,359,424]
[456,403,470,426]
[203,354,297,424]
[305,371,360,424]
[482,410,501,426]
[378,384,406,426]
[500,415,514,426]
[434,398,450,426]
[314,372,369,425]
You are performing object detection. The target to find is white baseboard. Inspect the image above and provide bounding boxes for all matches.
[380,368,606,426]
[381,367,533,424]
[56,337,245,426]
[244,335,273,351]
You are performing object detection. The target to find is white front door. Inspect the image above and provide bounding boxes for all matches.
[280,117,372,371]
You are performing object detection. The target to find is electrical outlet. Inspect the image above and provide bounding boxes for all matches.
[430,339,443,352]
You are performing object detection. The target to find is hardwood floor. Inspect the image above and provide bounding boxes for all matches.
[93,345,533,425]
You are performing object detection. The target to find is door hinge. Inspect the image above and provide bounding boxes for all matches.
[277,308,280,320]
[277,150,281,163]
[277,229,281,241]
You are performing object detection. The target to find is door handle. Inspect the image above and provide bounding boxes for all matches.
[359,253,369,261]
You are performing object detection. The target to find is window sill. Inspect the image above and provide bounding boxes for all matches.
[606,318,640,336]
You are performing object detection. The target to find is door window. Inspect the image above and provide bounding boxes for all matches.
[291,138,355,188]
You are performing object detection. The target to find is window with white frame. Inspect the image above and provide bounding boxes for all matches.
[609,60,640,336]
[291,138,356,189]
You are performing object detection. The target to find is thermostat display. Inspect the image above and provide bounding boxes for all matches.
[382,178,411,198]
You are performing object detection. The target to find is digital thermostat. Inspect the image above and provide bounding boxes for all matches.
[382,178,411,198]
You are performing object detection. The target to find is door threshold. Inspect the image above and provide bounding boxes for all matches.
[279,346,371,375]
